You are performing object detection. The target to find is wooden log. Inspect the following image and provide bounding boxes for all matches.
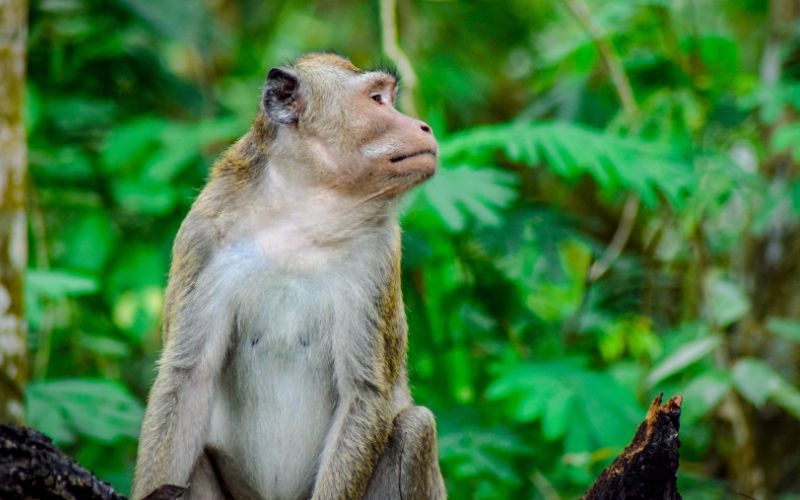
[0,394,683,499]
[0,423,125,499]
[0,424,183,499]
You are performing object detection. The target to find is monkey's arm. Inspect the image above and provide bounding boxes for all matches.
[311,255,406,500]
[132,218,230,499]
[312,335,394,500]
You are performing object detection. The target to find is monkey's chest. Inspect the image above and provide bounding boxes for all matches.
[208,272,346,499]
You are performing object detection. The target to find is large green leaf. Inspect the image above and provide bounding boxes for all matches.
[647,336,721,387]
[705,274,750,328]
[731,358,800,419]
[487,359,643,452]
[26,379,143,445]
[767,317,800,343]
[682,371,731,422]
[26,269,99,298]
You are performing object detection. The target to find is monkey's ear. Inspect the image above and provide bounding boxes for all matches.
[263,67,304,125]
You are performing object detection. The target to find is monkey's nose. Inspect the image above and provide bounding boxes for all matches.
[420,122,432,134]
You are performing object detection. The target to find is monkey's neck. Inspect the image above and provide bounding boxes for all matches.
[262,162,393,237]
[210,157,394,273]
[210,119,398,271]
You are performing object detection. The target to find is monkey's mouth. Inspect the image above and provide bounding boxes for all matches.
[389,149,437,163]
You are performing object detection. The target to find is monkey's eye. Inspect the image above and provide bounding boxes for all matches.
[370,93,386,105]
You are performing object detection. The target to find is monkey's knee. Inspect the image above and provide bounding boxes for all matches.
[364,406,446,500]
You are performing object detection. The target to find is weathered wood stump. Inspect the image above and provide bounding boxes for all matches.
[0,423,124,500]
[0,424,182,500]
[583,394,683,500]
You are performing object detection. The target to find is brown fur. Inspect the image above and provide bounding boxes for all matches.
[133,53,444,500]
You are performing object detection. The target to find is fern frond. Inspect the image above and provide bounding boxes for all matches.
[440,121,695,206]
[412,165,519,232]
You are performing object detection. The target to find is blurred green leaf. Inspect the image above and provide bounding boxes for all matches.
[25,84,42,134]
[59,210,117,273]
[415,165,518,232]
[647,336,721,387]
[682,371,731,422]
[77,333,131,357]
[732,358,785,407]
[705,274,750,327]
[112,179,176,215]
[26,379,143,444]
[791,180,800,215]
[107,246,167,298]
[439,423,531,489]
[101,117,167,173]
[31,147,95,181]
[767,317,800,343]
[26,269,99,298]
[488,360,642,450]
[117,0,211,42]
[773,384,800,420]
[47,97,117,132]
[731,358,800,419]
[772,123,800,161]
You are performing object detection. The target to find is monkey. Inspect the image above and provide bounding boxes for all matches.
[132,53,446,500]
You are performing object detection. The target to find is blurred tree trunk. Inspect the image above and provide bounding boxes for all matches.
[0,0,28,424]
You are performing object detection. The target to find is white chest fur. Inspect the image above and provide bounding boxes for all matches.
[205,216,396,499]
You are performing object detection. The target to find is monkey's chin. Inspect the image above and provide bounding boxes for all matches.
[388,153,437,182]
[397,162,436,192]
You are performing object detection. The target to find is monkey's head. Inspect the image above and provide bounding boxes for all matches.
[261,53,437,200]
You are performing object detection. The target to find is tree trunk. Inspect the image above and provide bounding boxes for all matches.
[0,0,29,425]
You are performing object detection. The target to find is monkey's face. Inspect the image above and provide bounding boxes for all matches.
[262,54,438,200]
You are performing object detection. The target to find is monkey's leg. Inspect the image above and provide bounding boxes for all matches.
[364,406,446,500]
[183,451,231,500]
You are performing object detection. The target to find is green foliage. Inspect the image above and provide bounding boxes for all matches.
[488,359,642,449]
[440,121,693,206]
[21,0,800,497]
[646,334,720,387]
[26,379,143,445]
[767,317,800,343]
[413,165,519,232]
[732,358,800,419]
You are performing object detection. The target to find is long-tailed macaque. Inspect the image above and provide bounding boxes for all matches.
[132,53,446,500]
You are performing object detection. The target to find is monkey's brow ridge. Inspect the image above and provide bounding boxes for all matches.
[368,64,401,82]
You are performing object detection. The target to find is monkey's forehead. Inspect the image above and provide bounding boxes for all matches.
[295,52,363,73]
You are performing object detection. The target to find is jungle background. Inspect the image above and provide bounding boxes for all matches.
[2,0,800,498]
